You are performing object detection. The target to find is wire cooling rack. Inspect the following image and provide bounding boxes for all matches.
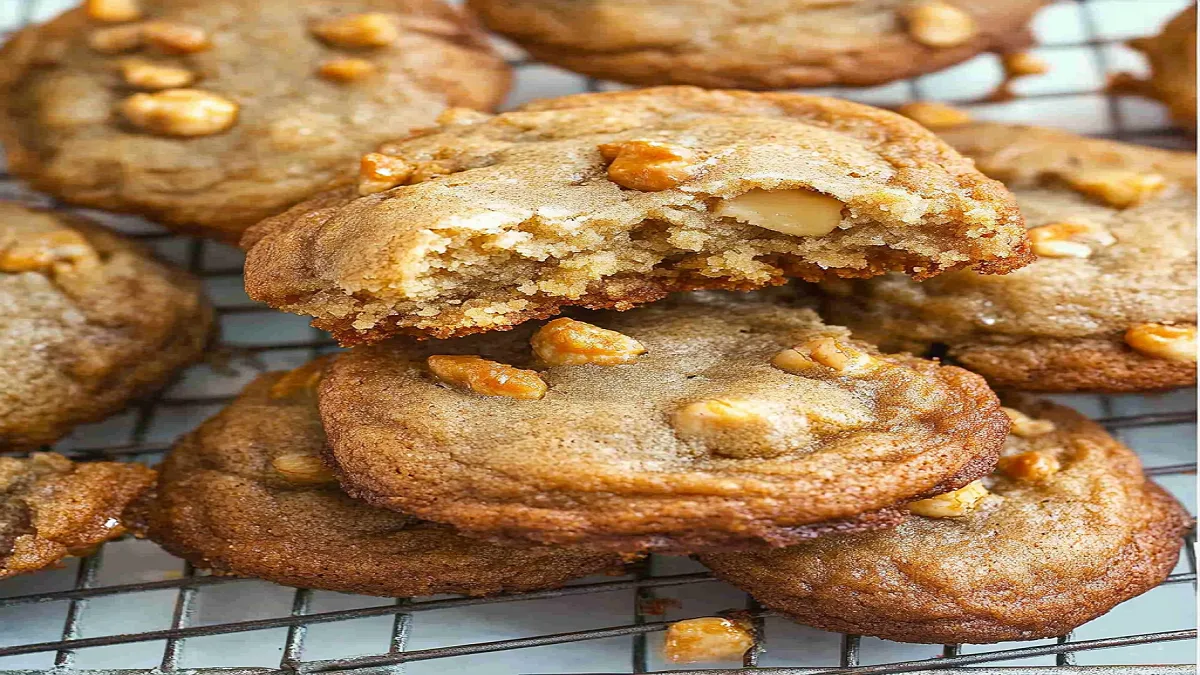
[0,0,1197,673]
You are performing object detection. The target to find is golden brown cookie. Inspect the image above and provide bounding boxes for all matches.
[0,0,510,242]
[821,122,1196,392]
[700,399,1192,644]
[2,453,156,579]
[317,293,1009,553]
[1,202,213,451]
[147,362,628,596]
[466,0,1045,90]
[243,87,1030,344]
[1125,5,1196,131]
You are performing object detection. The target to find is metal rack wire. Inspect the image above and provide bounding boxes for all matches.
[0,0,1196,673]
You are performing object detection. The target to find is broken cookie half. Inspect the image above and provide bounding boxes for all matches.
[243,87,1030,343]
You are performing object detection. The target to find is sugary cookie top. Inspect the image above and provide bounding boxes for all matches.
[1,453,156,579]
[0,0,509,240]
[466,0,1045,89]
[318,293,1008,551]
[699,399,1191,643]
[824,123,1196,344]
[244,87,1029,342]
[150,364,625,596]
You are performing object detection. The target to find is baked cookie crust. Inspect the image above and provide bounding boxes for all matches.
[700,399,1192,644]
[147,363,627,597]
[0,0,510,242]
[244,87,1030,344]
[318,293,1008,553]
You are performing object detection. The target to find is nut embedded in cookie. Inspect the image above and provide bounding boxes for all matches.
[671,398,811,459]
[907,479,989,518]
[426,354,547,399]
[311,13,399,48]
[120,89,239,137]
[902,1,979,49]
[1124,323,1197,362]
[713,188,846,237]
[531,318,646,366]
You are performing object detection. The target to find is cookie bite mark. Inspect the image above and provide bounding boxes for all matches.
[244,88,1031,344]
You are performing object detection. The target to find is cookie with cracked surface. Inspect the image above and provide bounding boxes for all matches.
[466,0,1045,90]
[1123,5,1196,131]
[821,122,1197,392]
[317,293,1009,553]
[2,453,156,579]
[1,202,213,451]
[147,361,628,596]
[700,399,1192,644]
[0,0,510,243]
[243,87,1030,344]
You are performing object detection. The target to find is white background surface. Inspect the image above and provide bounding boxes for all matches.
[0,1,1196,673]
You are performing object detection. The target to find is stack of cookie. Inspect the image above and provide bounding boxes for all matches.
[0,0,1194,657]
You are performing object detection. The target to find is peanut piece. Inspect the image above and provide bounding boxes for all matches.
[1065,169,1166,208]
[436,107,492,126]
[1124,323,1197,362]
[531,318,646,366]
[773,337,875,376]
[998,450,1062,482]
[358,152,414,195]
[663,617,754,664]
[427,355,547,400]
[119,58,195,90]
[908,480,989,518]
[271,453,337,485]
[1001,407,1056,438]
[0,229,96,273]
[89,24,144,53]
[312,13,399,48]
[714,188,845,237]
[897,101,972,129]
[268,360,328,399]
[121,89,238,137]
[1003,51,1050,77]
[85,0,141,23]
[142,21,211,54]
[671,399,808,459]
[317,58,377,83]
[597,140,697,192]
[902,1,978,48]
[1028,219,1116,259]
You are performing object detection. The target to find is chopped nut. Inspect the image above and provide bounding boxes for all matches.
[897,101,972,129]
[312,13,399,48]
[597,139,697,191]
[317,58,377,83]
[773,337,876,376]
[268,360,329,399]
[142,21,211,54]
[85,0,141,23]
[427,355,547,400]
[119,58,195,90]
[1003,51,1050,77]
[1001,407,1056,438]
[1124,323,1197,362]
[121,89,238,137]
[998,450,1062,482]
[714,188,845,237]
[1028,219,1116,259]
[358,152,414,195]
[902,1,978,48]
[88,24,144,53]
[663,617,754,664]
[0,229,96,273]
[436,107,492,126]
[531,318,646,366]
[271,453,337,485]
[908,480,989,518]
[671,398,808,459]
[1064,169,1166,208]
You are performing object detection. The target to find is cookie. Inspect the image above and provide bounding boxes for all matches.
[0,0,510,243]
[821,122,1196,392]
[317,293,1009,553]
[1,202,213,451]
[147,361,627,597]
[243,87,1030,344]
[700,399,1192,644]
[1126,5,1196,131]
[466,0,1044,90]
[2,453,155,579]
